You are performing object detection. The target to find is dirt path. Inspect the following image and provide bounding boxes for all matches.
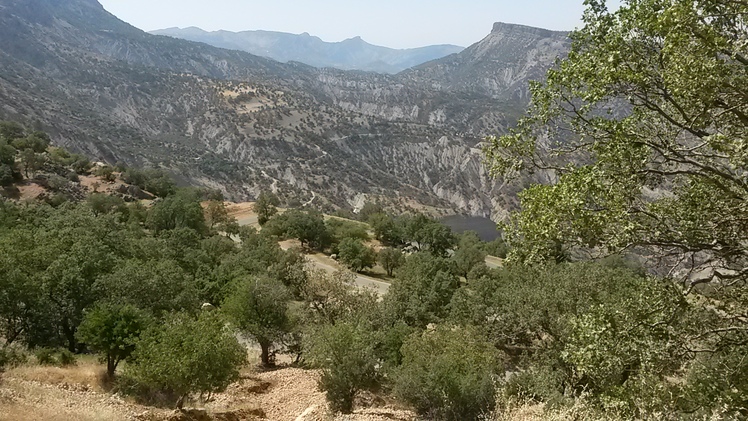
[230,203,391,295]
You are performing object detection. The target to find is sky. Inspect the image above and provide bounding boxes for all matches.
[97,0,619,49]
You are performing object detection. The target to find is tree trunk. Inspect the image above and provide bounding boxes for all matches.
[106,356,116,379]
[176,393,187,409]
[61,321,77,353]
[260,341,272,367]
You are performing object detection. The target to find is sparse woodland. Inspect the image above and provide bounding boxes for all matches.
[1,0,748,420]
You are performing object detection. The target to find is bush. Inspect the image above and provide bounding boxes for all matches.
[77,303,151,378]
[127,312,246,408]
[305,321,380,413]
[35,347,56,365]
[0,346,29,371]
[392,326,502,421]
[337,238,376,273]
[57,348,76,366]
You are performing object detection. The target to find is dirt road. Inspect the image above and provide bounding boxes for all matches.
[231,203,391,295]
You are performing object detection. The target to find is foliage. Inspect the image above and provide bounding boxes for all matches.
[121,168,176,198]
[392,326,501,421]
[305,320,380,413]
[337,238,376,273]
[485,0,748,277]
[384,252,459,328]
[147,189,208,235]
[326,217,370,243]
[0,346,29,371]
[76,303,151,377]
[377,247,404,277]
[127,312,246,408]
[301,269,379,326]
[253,191,279,226]
[222,276,291,367]
[263,209,331,251]
[452,232,487,277]
[87,193,127,217]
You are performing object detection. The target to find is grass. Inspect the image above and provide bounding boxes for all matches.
[0,356,140,421]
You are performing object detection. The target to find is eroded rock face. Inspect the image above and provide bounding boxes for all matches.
[0,0,569,220]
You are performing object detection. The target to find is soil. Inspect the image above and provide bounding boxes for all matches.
[0,362,418,421]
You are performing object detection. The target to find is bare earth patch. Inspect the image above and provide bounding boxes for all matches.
[0,363,417,421]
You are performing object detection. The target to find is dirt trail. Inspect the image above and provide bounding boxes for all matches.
[231,203,390,295]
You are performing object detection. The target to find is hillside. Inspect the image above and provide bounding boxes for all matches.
[150,27,464,74]
[0,0,569,220]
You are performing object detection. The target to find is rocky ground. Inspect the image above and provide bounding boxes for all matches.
[0,360,417,421]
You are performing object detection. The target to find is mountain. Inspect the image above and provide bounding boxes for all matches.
[0,0,570,220]
[149,27,464,74]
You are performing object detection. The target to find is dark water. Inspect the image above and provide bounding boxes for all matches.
[441,215,501,242]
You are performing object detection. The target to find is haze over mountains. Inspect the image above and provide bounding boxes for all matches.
[149,27,465,74]
[0,0,570,220]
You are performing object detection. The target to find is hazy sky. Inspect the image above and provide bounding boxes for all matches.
[97,0,619,49]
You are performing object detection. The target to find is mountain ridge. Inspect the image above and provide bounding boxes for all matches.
[0,0,569,220]
[149,26,465,74]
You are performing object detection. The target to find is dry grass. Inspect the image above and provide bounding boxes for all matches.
[7,357,108,392]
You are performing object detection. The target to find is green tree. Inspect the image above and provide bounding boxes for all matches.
[305,320,380,413]
[486,0,748,279]
[253,191,279,226]
[393,326,501,421]
[377,247,404,277]
[87,193,127,216]
[452,233,487,277]
[337,238,376,273]
[18,149,44,178]
[76,304,151,378]
[264,209,331,251]
[147,189,208,235]
[222,276,291,367]
[0,121,24,142]
[127,312,246,408]
[384,252,459,328]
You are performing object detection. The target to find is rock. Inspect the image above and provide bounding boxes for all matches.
[201,303,216,311]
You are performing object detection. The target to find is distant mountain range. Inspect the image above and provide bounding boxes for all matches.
[149,27,464,74]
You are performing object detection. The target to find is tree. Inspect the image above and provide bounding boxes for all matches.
[264,209,331,251]
[305,321,380,413]
[127,312,246,408]
[222,277,290,367]
[147,189,208,235]
[384,252,459,328]
[204,200,238,234]
[254,191,279,226]
[18,149,43,178]
[87,193,127,216]
[337,238,376,273]
[393,326,501,421]
[377,247,404,277]
[485,0,748,282]
[453,232,487,277]
[76,303,150,378]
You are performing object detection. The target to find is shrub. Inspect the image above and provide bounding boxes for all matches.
[35,348,56,365]
[57,348,76,366]
[337,238,376,273]
[0,346,29,371]
[305,321,380,413]
[77,303,151,378]
[127,312,246,408]
[392,326,502,421]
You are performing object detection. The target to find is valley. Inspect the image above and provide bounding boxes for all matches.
[0,0,569,222]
